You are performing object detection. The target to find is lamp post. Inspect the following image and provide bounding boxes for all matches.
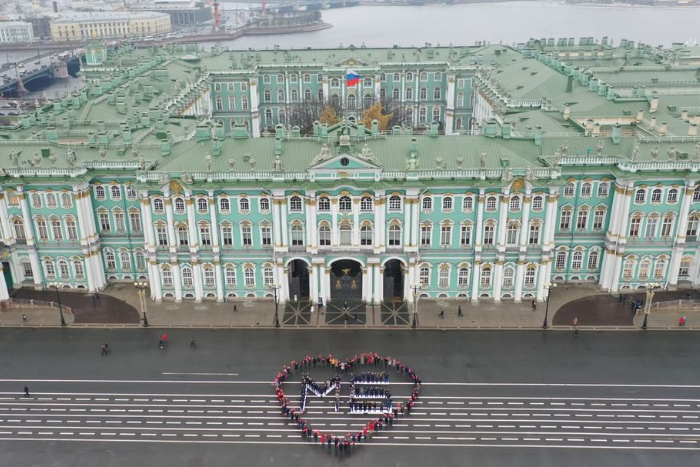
[642,283,659,330]
[268,283,280,328]
[410,283,421,329]
[134,281,149,327]
[47,282,66,327]
[542,282,557,330]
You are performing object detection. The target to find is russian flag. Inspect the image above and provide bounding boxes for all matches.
[346,69,361,87]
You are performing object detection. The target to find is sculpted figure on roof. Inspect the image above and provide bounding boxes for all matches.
[272,154,283,171]
[651,146,660,159]
[339,129,351,148]
[406,153,418,171]
[631,143,639,162]
[596,139,604,156]
[358,143,379,165]
[182,172,193,184]
[311,143,331,165]
[480,152,487,168]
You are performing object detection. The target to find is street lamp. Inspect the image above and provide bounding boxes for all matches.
[47,282,66,327]
[410,283,421,329]
[268,283,280,328]
[642,283,659,330]
[542,282,557,330]
[134,281,149,327]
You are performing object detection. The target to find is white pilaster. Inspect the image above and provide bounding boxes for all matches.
[185,195,197,252]
[445,75,456,134]
[208,194,220,253]
[475,192,485,251]
[164,195,177,253]
[280,199,289,248]
[172,263,182,302]
[668,184,694,285]
[331,199,339,246]
[0,263,10,300]
[471,262,481,302]
[536,261,547,301]
[352,198,360,246]
[148,261,162,301]
[493,262,503,301]
[215,263,224,302]
[310,265,319,304]
[249,78,260,137]
[514,261,525,302]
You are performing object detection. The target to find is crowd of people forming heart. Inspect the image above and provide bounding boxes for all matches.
[273,352,421,454]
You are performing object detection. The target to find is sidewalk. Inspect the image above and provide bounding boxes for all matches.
[1,283,700,331]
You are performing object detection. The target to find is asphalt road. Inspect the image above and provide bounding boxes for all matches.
[0,328,699,466]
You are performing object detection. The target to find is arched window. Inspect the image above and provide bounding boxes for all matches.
[572,251,583,270]
[406,72,413,81]
[433,86,441,100]
[462,196,473,211]
[74,260,84,278]
[524,265,536,285]
[406,87,413,100]
[388,224,402,247]
[422,197,432,210]
[239,197,249,211]
[161,266,173,286]
[318,197,330,211]
[219,198,230,212]
[291,89,298,102]
[360,224,373,246]
[667,188,678,204]
[442,196,453,211]
[44,258,55,277]
[483,223,495,245]
[57,260,69,278]
[178,225,189,246]
[197,198,208,213]
[204,266,216,287]
[330,94,340,108]
[61,193,72,208]
[120,251,131,271]
[635,189,646,204]
[339,224,351,246]
[51,217,62,240]
[364,94,373,109]
[199,222,212,246]
[225,265,237,286]
[135,251,146,270]
[420,72,427,81]
[532,195,544,211]
[263,89,271,102]
[623,258,635,279]
[339,196,352,211]
[510,195,521,212]
[458,267,470,287]
[639,259,651,280]
[304,89,311,101]
[331,78,340,87]
[506,223,519,246]
[265,109,272,122]
[13,218,24,239]
[46,193,57,208]
[587,250,599,270]
[153,198,164,213]
[290,196,302,212]
[480,266,491,287]
[347,94,356,109]
[66,217,77,240]
[319,225,331,246]
[174,197,185,213]
[360,196,373,211]
[661,215,674,237]
[528,222,541,245]
[420,87,427,100]
[95,186,105,200]
[392,87,400,100]
[104,250,116,270]
[389,196,402,211]
[363,77,372,87]
[244,266,255,286]
[503,267,515,287]
[580,182,592,198]
[278,89,285,102]
[654,258,666,279]
[419,266,430,286]
[393,73,400,81]
[182,266,193,287]
[438,265,450,288]
[420,223,432,246]
[260,198,270,211]
[457,92,464,107]
[651,188,662,203]
[486,196,497,212]
[291,225,304,246]
[556,250,567,270]
[215,96,222,110]
[263,266,274,286]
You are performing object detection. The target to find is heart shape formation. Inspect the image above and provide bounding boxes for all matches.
[273,353,421,453]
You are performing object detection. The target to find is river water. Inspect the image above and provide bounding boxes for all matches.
[21,1,700,98]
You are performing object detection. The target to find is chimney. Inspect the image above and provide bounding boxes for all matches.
[275,124,285,139]
[429,121,439,137]
[409,137,418,157]
[659,122,668,136]
[650,93,659,114]
[533,126,543,146]
[371,119,380,136]
[612,124,621,145]
[53,1,58,13]
[681,109,689,121]
[649,117,657,130]
[502,122,512,139]
[592,123,601,136]
[292,126,300,138]
[566,75,573,93]
[563,105,571,121]
[689,123,698,137]
[484,119,497,138]
[606,86,615,101]
[636,109,644,123]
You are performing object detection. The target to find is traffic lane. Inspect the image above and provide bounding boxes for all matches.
[1,329,700,386]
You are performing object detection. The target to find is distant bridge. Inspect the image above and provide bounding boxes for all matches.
[0,53,82,97]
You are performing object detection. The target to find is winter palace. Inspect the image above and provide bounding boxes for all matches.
[0,37,699,305]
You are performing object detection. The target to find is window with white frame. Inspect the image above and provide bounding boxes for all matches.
[135,252,146,270]
[46,194,57,209]
[572,251,583,270]
[462,196,473,211]
[629,217,641,237]
[438,266,449,288]
[679,257,692,277]
[420,224,432,246]
[360,225,372,246]
[129,211,141,233]
[483,224,494,245]
[290,196,303,212]
[219,198,230,212]
[111,185,121,200]
[563,183,575,198]
[654,258,666,279]
[61,193,72,208]
[576,208,588,230]
[480,267,491,287]
[291,225,304,246]
[645,216,658,238]
[319,225,331,246]
[31,193,42,208]
[36,219,48,241]
[598,183,609,197]
[667,188,678,204]
[524,266,536,285]
[503,267,514,287]
[389,196,402,211]
[360,197,373,211]
[156,225,168,246]
[153,198,164,214]
[560,209,572,230]
[263,266,274,286]
[13,218,25,239]
[639,259,651,280]
[506,223,519,246]
[241,225,252,246]
[200,223,212,246]
[339,196,352,211]
[532,195,543,212]
[556,251,567,269]
[318,197,330,211]
[221,224,233,246]
[509,195,521,212]
[203,267,215,287]
[105,250,116,270]
[419,266,430,286]
[440,224,452,246]
[422,197,432,211]
[635,189,646,204]
[388,224,401,246]
[486,196,497,212]
[442,196,453,211]
[58,260,70,279]
[580,183,592,198]
[225,266,237,286]
[98,211,110,232]
[95,186,106,200]
[114,211,125,233]
[458,267,469,287]
[460,224,471,246]
[261,225,271,247]
[44,259,55,277]
[528,223,540,245]
[239,197,249,212]
[74,260,84,278]
[687,215,699,236]
[162,267,173,286]
[588,250,599,270]
[244,267,255,286]
[177,226,189,246]
[593,208,605,230]
[651,188,662,203]
[260,198,270,211]
[623,258,635,278]
[182,267,193,287]
[66,218,77,240]
[120,251,131,271]
[197,198,208,213]
[661,216,674,237]
[174,197,185,213]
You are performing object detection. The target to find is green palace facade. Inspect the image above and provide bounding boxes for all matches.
[0,38,699,305]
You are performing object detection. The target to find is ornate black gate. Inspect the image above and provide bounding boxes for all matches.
[330,260,363,301]
[288,260,310,301]
[383,259,405,301]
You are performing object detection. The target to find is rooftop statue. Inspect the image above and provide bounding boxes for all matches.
[339,129,351,147]
[480,152,487,168]
[311,143,331,165]
[272,154,284,171]
[596,139,604,156]
[651,146,660,160]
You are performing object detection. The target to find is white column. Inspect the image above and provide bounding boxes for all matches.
[148,261,162,301]
[493,262,503,302]
[371,262,381,304]
[322,76,330,107]
[309,265,319,304]
[542,191,559,253]
[73,190,97,292]
[215,263,224,302]
[0,263,10,300]
[403,196,411,247]
[331,199,339,246]
[402,267,410,302]
[406,263,415,304]
[249,78,260,137]
[19,192,42,287]
[305,193,317,252]
[373,75,381,103]
[610,253,623,293]
[445,75,456,134]
[365,265,373,303]
[280,266,290,302]
[514,261,525,302]
[376,265,384,303]
[272,198,282,247]
[280,199,289,248]
[374,193,385,253]
[519,195,531,250]
[497,193,509,248]
[352,198,360,246]
[171,263,182,302]
[474,193,485,251]
[323,266,331,303]
[80,194,106,289]
[0,194,13,246]
[536,261,548,301]
[208,194,220,252]
[140,196,155,250]
[668,184,694,285]
[471,262,480,302]
[411,196,420,248]
[164,196,177,253]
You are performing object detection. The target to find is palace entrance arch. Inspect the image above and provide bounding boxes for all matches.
[383,259,405,301]
[288,259,310,301]
[330,259,363,301]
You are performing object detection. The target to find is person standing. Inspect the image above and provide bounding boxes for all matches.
[439,309,444,319]
[457,305,463,317]
[24,386,29,398]
[190,337,197,348]
[532,299,537,311]
[22,314,27,322]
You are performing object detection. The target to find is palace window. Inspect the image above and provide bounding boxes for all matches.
[46,194,57,209]
[422,197,432,211]
[182,267,193,287]
[480,267,491,287]
[420,72,427,81]
[635,189,646,204]
[598,183,609,197]
[241,226,252,246]
[560,209,572,230]
[261,226,271,247]
[433,86,441,100]
[263,266,274,287]
[204,267,215,287]
[95,186,105,200]
[593,208,605,230]
[291,89,299,102]
[360,196,373,211]
[173,197,185,214]
[278,89,285,102]
[156,226,168,246]
[178,226,188,246]
[221,224,233,247]
[393,88,400,100]
[105,250,116,270]
[462,196,473,211]
[406,87,413,100]
[216,96,223,111]
[440,224,452,247]
[679,257,692,277]
[556,251,567,270]
[291,225,304,246]
[242,98,248,110]
[44,259,55,278]
[661,216,674,237]
[363,94,373,109]
[651,188,662,203]
[503,267,515,287]
[74,260,84,279]
[153,198,164,214]
[588,250,599,270]
[114,211,125,233]
[244,266,255,287]
[264,89,271,102]
[225,266,237,286]
[524,266,536,286]
[239,197,249,212]
[645,217,658,238]
[363,77,372,87]
[528,223,541,245]
[388,224,402,247]
[120,251,131,271]
[260,198,270,211]
[483,224,494,245]
[654,258,666,279]
[419,266,430,287]
[509,195,520,212]
[457,92,464,107]
[629,217,641,237]
[667,188,678,204]
[305,89,312,101]
[66,218,78,240]
[433,108,440,122]
[532,195,543,212]
[360,225,373,246]
[61,193,72,208]
[639,260,651,280]
[162,267,173,286]
[339,224,351,246]
[389,196,402,211]
[576,208,588,230]
[421,224,432,246]
[460,224,472,246]
[99,212,111,232]
[563,183,575,198]
[580,183,592,198]
[229,96,236,110]
[319,225,331,246]
[572,251,583,270]
[197,198,208,213]
[420,87,427,100]
[486,196,497,212]
[331,78,340,87]
[442,196,453,211]
[339,196,352,211]
[506,223,519,246]
[419,107,427,123]
[200,223,212,246]
[219,198,230,212]
[438,266,449,288]
[318,197,330,211]
[347,94,356,109]
[290,196,302,212]
[458,267,470,287]
[687,215,699,236]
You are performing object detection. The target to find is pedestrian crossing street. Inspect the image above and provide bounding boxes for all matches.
[1,388,700,450]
